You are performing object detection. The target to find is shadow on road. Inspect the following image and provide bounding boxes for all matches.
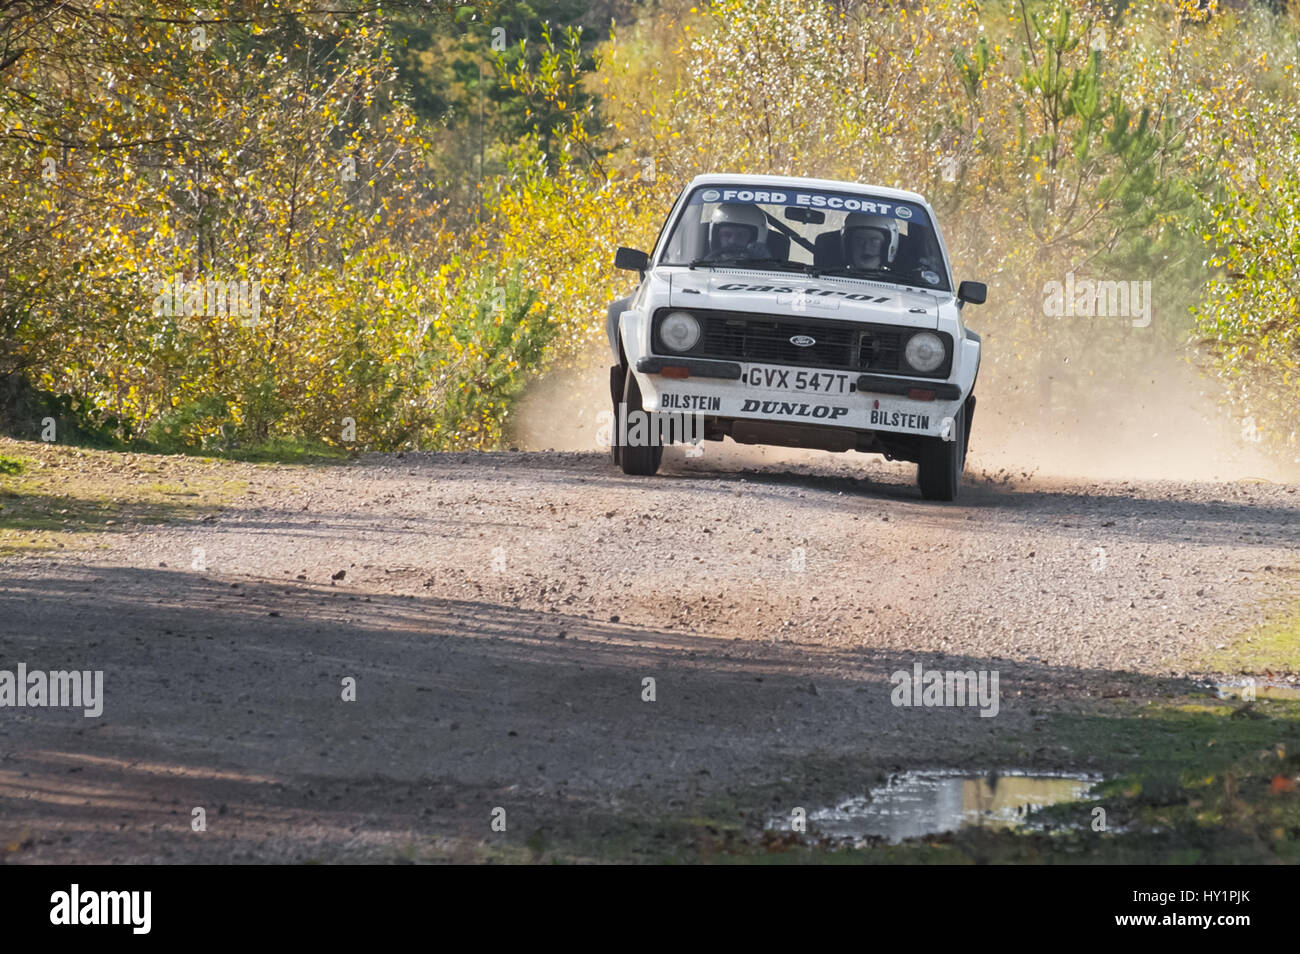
[0,563,1221,862]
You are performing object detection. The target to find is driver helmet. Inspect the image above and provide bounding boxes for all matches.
[841,212,900,264]
[708,202,767,253]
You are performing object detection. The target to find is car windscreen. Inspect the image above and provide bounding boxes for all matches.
[657,184,951,292]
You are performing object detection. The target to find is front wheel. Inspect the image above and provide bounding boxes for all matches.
[617,367,663,476]
[916,401,967,501]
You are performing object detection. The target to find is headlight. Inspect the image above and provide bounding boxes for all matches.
[904,332,946,373]
[660,311,701,352]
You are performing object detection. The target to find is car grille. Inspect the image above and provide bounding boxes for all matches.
[654,309,929,374]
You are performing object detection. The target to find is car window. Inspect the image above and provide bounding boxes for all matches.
[658,184,950,292]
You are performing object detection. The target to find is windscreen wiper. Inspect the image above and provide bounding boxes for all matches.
[809,265,897,281]
[688,257,817,274]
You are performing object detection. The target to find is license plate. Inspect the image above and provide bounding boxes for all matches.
[741,366,852,395]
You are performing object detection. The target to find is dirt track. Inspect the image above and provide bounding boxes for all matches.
[2,446,1298,862]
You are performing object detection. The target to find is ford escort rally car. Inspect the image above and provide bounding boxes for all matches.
[605,173,987,501]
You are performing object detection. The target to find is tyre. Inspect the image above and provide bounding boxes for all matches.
[916,401,967,501]
[617,366,663,476]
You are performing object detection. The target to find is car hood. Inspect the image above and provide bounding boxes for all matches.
[665,268,943,329]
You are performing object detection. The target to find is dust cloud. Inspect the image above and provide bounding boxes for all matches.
[509,341,1300,485]
[973,350,1299,484]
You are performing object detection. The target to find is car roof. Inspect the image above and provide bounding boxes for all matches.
[685,173,931,211]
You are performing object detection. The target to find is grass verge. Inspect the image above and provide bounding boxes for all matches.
[0,436,263,557]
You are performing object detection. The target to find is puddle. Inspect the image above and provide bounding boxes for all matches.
[773,770,1101,844]
[1212,681,1300,702]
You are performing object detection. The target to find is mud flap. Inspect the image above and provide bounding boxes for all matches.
[609,365,624,465]
[964,393,976,467]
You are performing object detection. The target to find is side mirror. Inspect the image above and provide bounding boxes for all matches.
[957,280,987,305]
[615,247,649,273]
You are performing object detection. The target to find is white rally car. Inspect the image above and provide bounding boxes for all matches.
[606,173,986,500]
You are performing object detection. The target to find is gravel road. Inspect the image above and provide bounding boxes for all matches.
[2,446,1298,862]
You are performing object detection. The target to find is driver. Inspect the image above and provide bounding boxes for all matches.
[703,202,770,260]
[841,212,899,271]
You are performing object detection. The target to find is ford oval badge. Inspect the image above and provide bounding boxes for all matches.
[790,335,816,348]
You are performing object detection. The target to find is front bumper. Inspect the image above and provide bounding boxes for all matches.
[633,356,967,441]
